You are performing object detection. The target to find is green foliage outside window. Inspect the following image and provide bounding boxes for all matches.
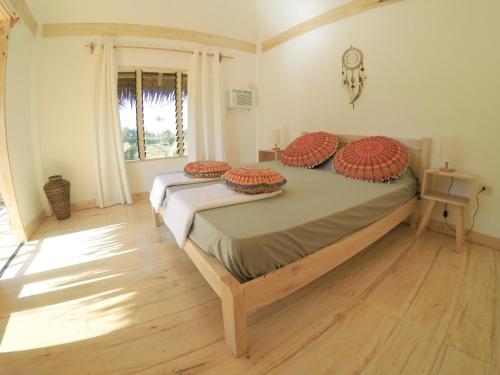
[118,70,187,161]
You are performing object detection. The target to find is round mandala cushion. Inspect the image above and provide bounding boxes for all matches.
[333,136,409,182]
[281,132,339,168]
[184,160,231,178]
[223,166,287,194]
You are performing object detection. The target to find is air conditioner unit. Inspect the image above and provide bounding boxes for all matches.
[227,88,256,109]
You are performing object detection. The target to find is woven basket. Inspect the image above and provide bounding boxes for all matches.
[44,175,71,220]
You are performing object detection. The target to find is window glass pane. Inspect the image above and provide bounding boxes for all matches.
[117,72,139,161]
[181,73,188,156]
[142,72,178,158]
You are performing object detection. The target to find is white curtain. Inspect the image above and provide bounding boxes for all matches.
[187,49,225,161]
[94,41,132,208]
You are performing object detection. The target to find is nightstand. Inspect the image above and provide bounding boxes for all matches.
[416,169,477,252]
[258,149,282,162]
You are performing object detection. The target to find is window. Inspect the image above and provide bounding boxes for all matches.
[117,70,188,161]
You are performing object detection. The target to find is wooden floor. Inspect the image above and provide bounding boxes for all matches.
[0,202,498,374]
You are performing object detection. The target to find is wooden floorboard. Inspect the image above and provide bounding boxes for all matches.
[0,202,497,374]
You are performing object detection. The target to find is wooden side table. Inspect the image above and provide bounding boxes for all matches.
[415,169,477,252]
[258,149,282,162]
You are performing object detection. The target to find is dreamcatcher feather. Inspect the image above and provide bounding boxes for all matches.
[341,46,366,109]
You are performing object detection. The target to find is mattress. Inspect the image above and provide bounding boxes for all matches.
[161,161,417,282]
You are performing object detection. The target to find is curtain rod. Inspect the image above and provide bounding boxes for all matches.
[85,42,234,62]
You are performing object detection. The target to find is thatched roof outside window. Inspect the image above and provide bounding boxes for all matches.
[118,71,188,105]
[181,73,187,100]
[142,72,176,103]
[117,72,136,105]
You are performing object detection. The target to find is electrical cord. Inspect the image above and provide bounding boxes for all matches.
[443,176,484,236]
[443,177,454,232]
[466,187,484,236]
[414,175,421,199]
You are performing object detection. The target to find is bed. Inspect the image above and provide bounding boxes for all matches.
[152,134,431,356]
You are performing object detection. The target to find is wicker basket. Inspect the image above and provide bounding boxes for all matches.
[44,175,71,220]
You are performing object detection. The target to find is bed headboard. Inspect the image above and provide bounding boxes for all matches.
[334,134,432,188]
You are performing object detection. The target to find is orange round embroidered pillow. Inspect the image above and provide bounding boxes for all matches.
[333,136,409,182]
[281,132,339,168]
[223,166,286,194]
[184,160,231,178]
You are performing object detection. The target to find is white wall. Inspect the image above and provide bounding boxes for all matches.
[256,0,500,237]
[36,36,257,201]
[30,0,259,202]
[20,0,500,239]
[5,20,45,228]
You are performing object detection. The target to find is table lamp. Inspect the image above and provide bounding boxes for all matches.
[439,136,458,172]
[270,129,281,150]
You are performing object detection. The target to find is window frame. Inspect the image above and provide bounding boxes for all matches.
[118,66,188,163]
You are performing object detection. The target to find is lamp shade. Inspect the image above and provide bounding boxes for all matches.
[270,129,281,146]
[439,136,458,164]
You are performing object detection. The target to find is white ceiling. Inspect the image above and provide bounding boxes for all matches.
[26,0,259,42]
[25,0,350,42]
[255,0,349,40]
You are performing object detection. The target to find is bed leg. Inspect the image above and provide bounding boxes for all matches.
[410,206,420,229]
[220,276,247,357]
[415,200,436,238]
[152,209,161,227]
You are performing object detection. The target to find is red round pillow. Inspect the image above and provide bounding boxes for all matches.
[333,136,409,182]
[223,166,286,194]
[280,132,339,168]
[184,160,231,178]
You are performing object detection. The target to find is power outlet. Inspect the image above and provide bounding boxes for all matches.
[481,185,493,195]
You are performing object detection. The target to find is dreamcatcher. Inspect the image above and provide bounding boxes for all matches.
[341,46,366,109]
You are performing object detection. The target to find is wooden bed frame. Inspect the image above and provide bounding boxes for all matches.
[152,134,432,356]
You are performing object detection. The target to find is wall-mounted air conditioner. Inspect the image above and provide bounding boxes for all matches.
[227,88,256,110]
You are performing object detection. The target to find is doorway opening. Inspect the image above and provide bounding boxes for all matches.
[0,192,23,277]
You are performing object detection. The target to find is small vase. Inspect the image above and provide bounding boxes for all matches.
[44,175,71,220]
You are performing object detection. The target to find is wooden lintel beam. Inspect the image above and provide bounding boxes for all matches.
[42,23,257,54]
[262,0,402,52]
